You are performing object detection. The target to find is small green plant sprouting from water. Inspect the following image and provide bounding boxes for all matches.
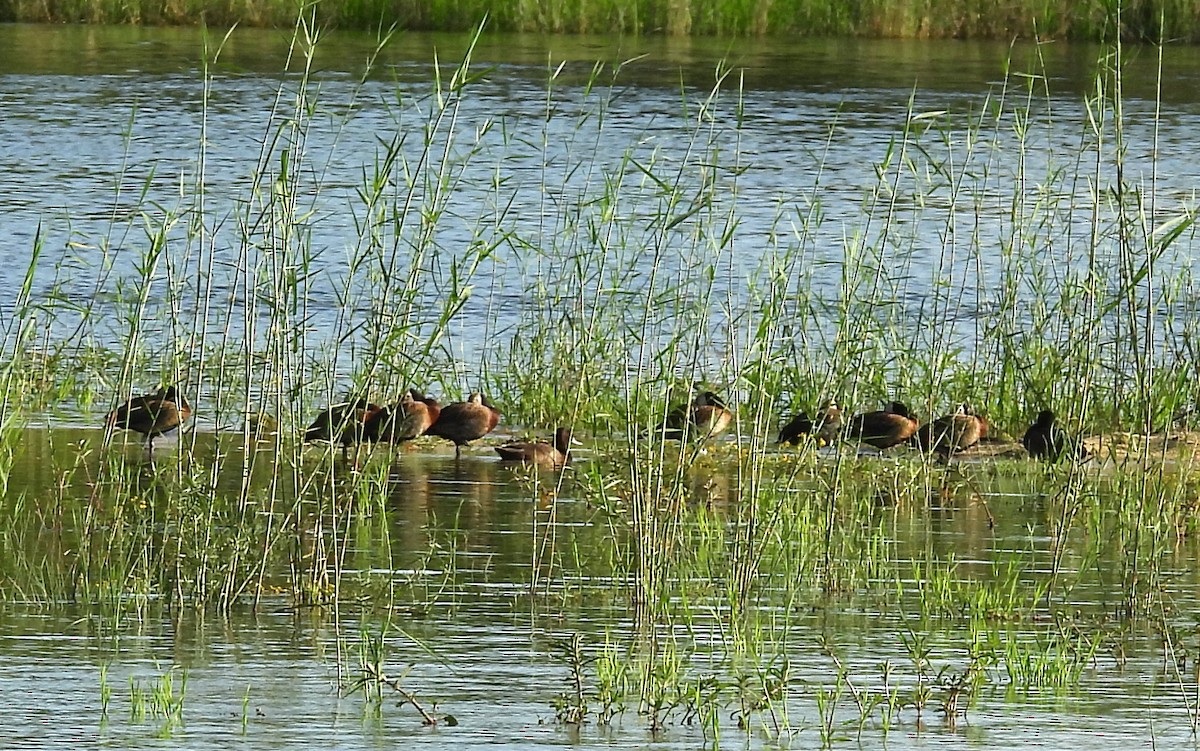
[98,663,111,724]
[732,658,793,738]
[344,626,456,727]
[1001,618,1102,688]
[592,638,631,726]
[552,633,590,725]
[127,666,187,736]
[241,684,253,734]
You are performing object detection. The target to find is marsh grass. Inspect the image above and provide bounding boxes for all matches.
[1,9,1199,743]
[128,666,187,735]
[1,0,1194,41]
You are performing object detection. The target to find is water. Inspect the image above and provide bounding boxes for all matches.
[3,24,1200,397]
[3,24,1200,750]
[2,422,1200,749]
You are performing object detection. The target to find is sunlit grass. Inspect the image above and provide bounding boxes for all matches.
[0,13,1197,742]
[0,0,1188,42]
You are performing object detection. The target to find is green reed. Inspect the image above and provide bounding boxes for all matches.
[2,11,1200,743]
[128,666,187,735]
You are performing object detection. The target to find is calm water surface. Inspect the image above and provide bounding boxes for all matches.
[4,24,1200,750]
[3,24,1200,379]
[2,425,1200,749]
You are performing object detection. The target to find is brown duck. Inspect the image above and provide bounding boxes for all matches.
[106,385,192,449]
[495,427,576,467]
[363,389,442,445]
[778,400,842,446]
[916,404,988,460]
[426,392,501,459]
[304,398,381,460]
[845,401,919,450]
[664,389,734,441]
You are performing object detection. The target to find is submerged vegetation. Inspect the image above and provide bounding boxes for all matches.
[3,10,1200,746]
[1,0,1198,41]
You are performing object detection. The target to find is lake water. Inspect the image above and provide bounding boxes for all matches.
[4,23,1200,414]
[4,23,1200,751]
[5,423,1200,749]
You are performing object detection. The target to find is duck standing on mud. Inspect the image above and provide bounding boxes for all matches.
[106,385,192,450]
[425,392,501,459]
[844,401,918,450]
[304,398,381,461]
[362,389,441,446]
[915,404,987,460]
[778,400,842,446]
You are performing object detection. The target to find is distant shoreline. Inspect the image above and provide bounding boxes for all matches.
[0,1,1192,43]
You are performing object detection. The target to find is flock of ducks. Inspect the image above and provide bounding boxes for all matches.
[104,386,571,467]
[102,384,1086,466]
[775,399,1086,462]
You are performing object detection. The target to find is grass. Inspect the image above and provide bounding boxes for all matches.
[128,666,187,735]
[0,0,1194,41]
[1,11,1200,745]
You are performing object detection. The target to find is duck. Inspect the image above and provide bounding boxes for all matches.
[105,385,192,449]
[778,400,842,446]
[425,392,501,459]
[362,389,442,445]
[304,398,381,460]
[916,404,987,460]
[245,412,278,439]
[664,389,734,441]
[844,401,919,450]
[495,427,576,467]
[1022,409,1086,462]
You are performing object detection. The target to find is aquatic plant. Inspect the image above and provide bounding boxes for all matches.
[0,0,1191,41]
[0,9,1198,746]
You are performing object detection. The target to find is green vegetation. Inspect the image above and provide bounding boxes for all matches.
[1,12,1199,744]
[1,0,1197,41]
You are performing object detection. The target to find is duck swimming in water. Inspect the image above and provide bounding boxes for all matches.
[495,427,577,467]
[664,389,734,441]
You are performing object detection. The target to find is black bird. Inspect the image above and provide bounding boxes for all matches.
[106,385,192,450]
[1022,409,1087,462]
[778,400,842,446]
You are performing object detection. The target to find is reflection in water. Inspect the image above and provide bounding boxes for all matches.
[0,427,1198,747]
